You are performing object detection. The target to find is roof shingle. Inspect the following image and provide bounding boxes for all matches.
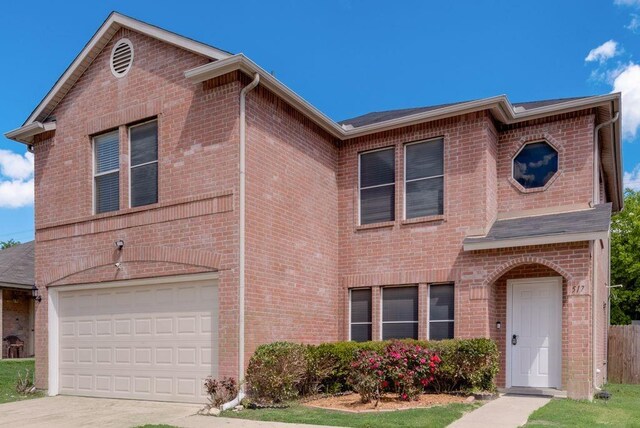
[0,241,34,287]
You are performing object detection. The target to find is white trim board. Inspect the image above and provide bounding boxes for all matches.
[463,230,609,251]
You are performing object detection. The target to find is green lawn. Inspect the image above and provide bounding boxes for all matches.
[525,383,640,427]
[0,358,44,404]
[222,402,479,428]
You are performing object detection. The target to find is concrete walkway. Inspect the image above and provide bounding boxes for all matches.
[448,394,551,428]
[0,396,336,428]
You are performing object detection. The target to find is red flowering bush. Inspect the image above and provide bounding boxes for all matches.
[384,341,441,401]
[347,350,386,404]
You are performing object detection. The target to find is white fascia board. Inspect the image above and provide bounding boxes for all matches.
[5,121,56,144]
[463,230,610,251]
[23,12,230,126]
[113,13,230,60]
[186,54,346,138]
[185,56,622,142]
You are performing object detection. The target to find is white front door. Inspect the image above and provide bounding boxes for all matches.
[508,277,562,388]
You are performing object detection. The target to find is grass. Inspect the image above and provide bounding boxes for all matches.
[222,402,480,428]
[0,358,44,404]
[525,383,640,427]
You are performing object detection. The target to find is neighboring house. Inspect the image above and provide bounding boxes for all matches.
[4,12,622,402]
[0,241,35,358]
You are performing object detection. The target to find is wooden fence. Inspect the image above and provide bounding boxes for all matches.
[608,325,640,384]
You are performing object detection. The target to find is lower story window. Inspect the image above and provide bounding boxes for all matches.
[429,283,454,340]
[350,288,372,342]
[382,286,418,340]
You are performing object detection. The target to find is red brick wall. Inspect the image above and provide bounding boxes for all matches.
[594,239,609,387]
[244,85,340,359]
[497,112,595,212]
[33,29,241,387]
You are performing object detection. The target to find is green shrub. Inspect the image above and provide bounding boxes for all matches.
[246,342,307,403]
[403,338,499,393]
[245,338,499,401]
[310,341,386,393]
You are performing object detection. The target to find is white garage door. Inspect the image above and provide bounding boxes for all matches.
[58,278,218,403]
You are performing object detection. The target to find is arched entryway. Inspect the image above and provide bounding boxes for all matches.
[489,263,568,390]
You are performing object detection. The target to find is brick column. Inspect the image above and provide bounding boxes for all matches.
[418,283,428,340]
[372,286,381,341]
[566,292,593,399]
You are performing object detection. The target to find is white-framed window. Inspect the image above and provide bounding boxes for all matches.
[129,120,158,208]
[404,138,444,219]
[93,130,120,214]
[350,288,372,342]
[428,283,454,340]
[359,147,395,225]
[382,286,418,340]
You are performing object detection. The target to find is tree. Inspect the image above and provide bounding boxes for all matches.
[610,189,640,324]
[0,239,20,250]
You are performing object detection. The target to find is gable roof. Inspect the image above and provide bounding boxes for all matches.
[13,12,230,133]
[0,241,34,289]
[4,13,623,212]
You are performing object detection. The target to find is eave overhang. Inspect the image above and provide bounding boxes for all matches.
[5,121,57,144]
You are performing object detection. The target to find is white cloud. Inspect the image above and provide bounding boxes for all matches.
[611,63,640,139]
[0,150,33,180]
[0,179,33,208]
[626,14,640,32]
[624,165,640,190]
[585,40,621,63]
[0,150,34,208]
[615,0,640,6]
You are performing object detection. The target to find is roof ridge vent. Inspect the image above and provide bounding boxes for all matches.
[110,38,134,78]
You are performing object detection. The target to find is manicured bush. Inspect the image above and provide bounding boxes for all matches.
[407,338,499,393]
[245,338,498,403]
[310,341,386,393]
[384,341,441,400]
[246,342,307,403]
[347,350,386,403]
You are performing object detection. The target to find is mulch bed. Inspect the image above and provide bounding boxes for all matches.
[303,392,473,413]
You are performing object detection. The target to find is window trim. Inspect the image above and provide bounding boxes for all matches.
[358,146,396,226]
[349,288,373,342]
[128,118,159,208]
[403,137,445,221]
[427,283,455,341]
[510,139,560,194]
[381,285,419,340]
[92,129,120,215]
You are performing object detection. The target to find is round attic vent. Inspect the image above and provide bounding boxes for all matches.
[110,38,134,78]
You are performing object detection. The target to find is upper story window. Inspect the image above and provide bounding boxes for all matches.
[129,120,158,207]
[359,148,395,225]
[512,141,558,189]
[94,130,120,214]
[405,138,444,219]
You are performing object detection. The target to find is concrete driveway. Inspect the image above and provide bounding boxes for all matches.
[0,396,333,428]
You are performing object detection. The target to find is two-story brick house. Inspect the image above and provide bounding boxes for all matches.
[5,12,622,402]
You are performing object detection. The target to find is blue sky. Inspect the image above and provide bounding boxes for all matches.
[0,0,639,242]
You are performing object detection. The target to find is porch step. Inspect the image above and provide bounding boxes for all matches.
[498,387,567,398]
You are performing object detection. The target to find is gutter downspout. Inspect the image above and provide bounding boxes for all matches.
[222,72,260,411]
[591,111,619,394]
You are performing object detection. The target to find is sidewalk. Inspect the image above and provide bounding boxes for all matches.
[448,394,550,428]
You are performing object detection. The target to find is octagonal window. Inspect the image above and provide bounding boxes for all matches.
[512,141,558,189]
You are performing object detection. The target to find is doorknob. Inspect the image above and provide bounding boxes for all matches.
[512,334,518,345]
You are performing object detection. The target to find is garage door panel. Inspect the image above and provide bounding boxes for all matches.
[58,279,218,403]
